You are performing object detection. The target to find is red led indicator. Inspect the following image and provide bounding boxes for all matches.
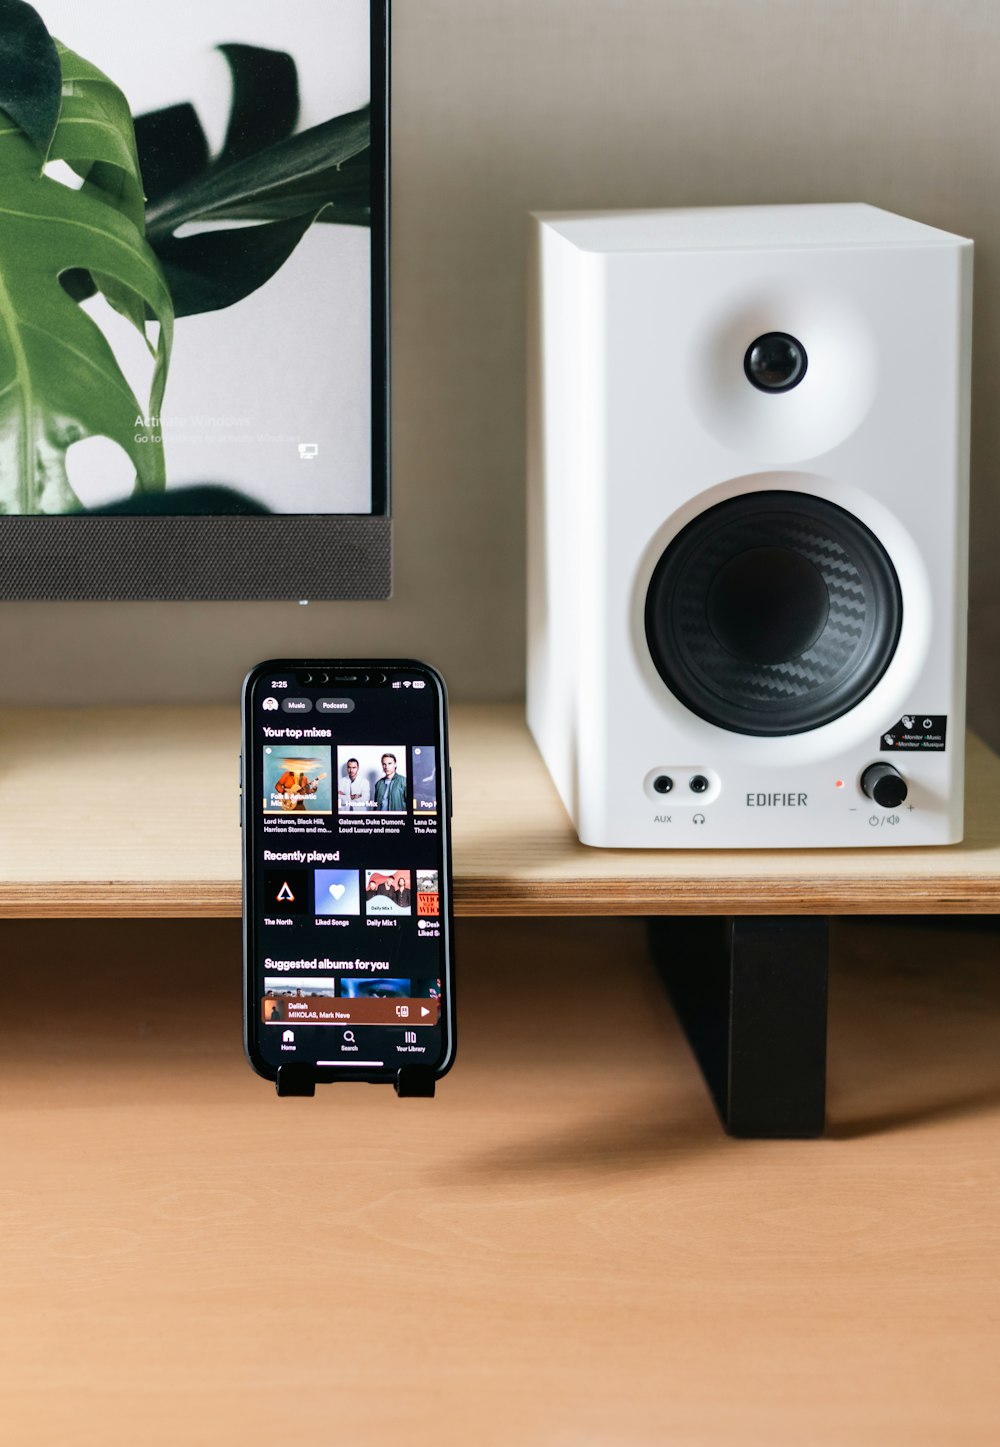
[835,779,845,789]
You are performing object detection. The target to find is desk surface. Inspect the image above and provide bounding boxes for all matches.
[1,702,999,917]
[1,915,998,1446]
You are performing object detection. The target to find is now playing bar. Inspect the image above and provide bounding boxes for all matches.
[263,996,440,1026]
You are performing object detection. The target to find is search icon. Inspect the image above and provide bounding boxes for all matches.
[343,1030,356,1044]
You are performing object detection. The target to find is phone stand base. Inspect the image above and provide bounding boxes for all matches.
[275,1066,317,1097]
[394,1067,437,1097]
[274,1065,437,1098]
[649,916,829,1138]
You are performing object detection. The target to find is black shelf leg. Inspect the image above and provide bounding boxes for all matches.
[649,917,829,1138]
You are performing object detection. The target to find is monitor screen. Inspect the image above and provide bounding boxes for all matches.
[0,0,389,597]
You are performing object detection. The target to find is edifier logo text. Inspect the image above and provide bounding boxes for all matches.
[746,792,808,807]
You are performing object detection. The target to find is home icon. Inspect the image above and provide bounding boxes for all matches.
[282,1029,295,1044]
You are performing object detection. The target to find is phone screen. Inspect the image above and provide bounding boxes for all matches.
[243,662,453,1081]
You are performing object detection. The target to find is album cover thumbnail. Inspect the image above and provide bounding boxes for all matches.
[339,745,408,813]
[263,745,332,814]
[262,976,338,1023]
[416,869,439,916]
[264,977,338,1000]
[263,870,310,915]
[314,869,361,916]
[365,869,412,916]
[338,977,410,998]
[412,746,437,813]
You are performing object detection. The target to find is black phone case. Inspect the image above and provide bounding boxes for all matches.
[241,658,456,1093]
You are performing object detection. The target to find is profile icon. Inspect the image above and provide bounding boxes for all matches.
[262,697,279,711]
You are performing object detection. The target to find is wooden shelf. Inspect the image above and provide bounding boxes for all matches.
[2,702,999,918]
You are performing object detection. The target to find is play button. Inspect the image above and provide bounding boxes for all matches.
[420,1006,431,1018]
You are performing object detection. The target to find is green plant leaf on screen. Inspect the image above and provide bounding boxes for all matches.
[135,47,370,318]
[49,43,151,335]
[143,109,371,317]
[217,43,298,165]
[53,43,146,231]
[152,212,319,319]
[0,0,61,158]
[134,103,209,207]
[0,124,173,514]
[145,106,371,237]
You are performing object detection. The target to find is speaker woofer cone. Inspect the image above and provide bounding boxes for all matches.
[644,491,902,736]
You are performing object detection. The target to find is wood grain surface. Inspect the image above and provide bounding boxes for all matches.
[1,703,999,918]
[0,915,997,1446]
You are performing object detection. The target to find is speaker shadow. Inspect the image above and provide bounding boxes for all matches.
[825,917,1000,1139]
[828,1085,1000,1141]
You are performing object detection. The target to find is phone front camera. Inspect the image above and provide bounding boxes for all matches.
[318,672,329,684]
[744,332,807,392]
[302,672,313,684]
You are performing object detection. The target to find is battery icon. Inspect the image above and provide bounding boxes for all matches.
[412,680,426,689]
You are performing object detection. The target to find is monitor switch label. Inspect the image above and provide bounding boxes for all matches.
[880,716,947,751]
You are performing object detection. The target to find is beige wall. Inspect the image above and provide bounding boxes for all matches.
[4,0,999,743]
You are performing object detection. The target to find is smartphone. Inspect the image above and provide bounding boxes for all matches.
[242,659,455,1090]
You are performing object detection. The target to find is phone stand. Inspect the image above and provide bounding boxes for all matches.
[274,1065,437,1098]
[275,1065,316,1097]
[393,1066,437,1098]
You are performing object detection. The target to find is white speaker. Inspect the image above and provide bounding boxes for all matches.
[527,204,972,848]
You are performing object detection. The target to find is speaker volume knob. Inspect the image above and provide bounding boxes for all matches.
[860,762,908,808]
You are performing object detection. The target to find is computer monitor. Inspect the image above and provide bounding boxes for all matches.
[0,0,389,598]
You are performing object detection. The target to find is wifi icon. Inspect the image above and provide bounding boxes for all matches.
[402,680,412,688]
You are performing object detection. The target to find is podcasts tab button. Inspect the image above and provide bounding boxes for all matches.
[316,698,356,714]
